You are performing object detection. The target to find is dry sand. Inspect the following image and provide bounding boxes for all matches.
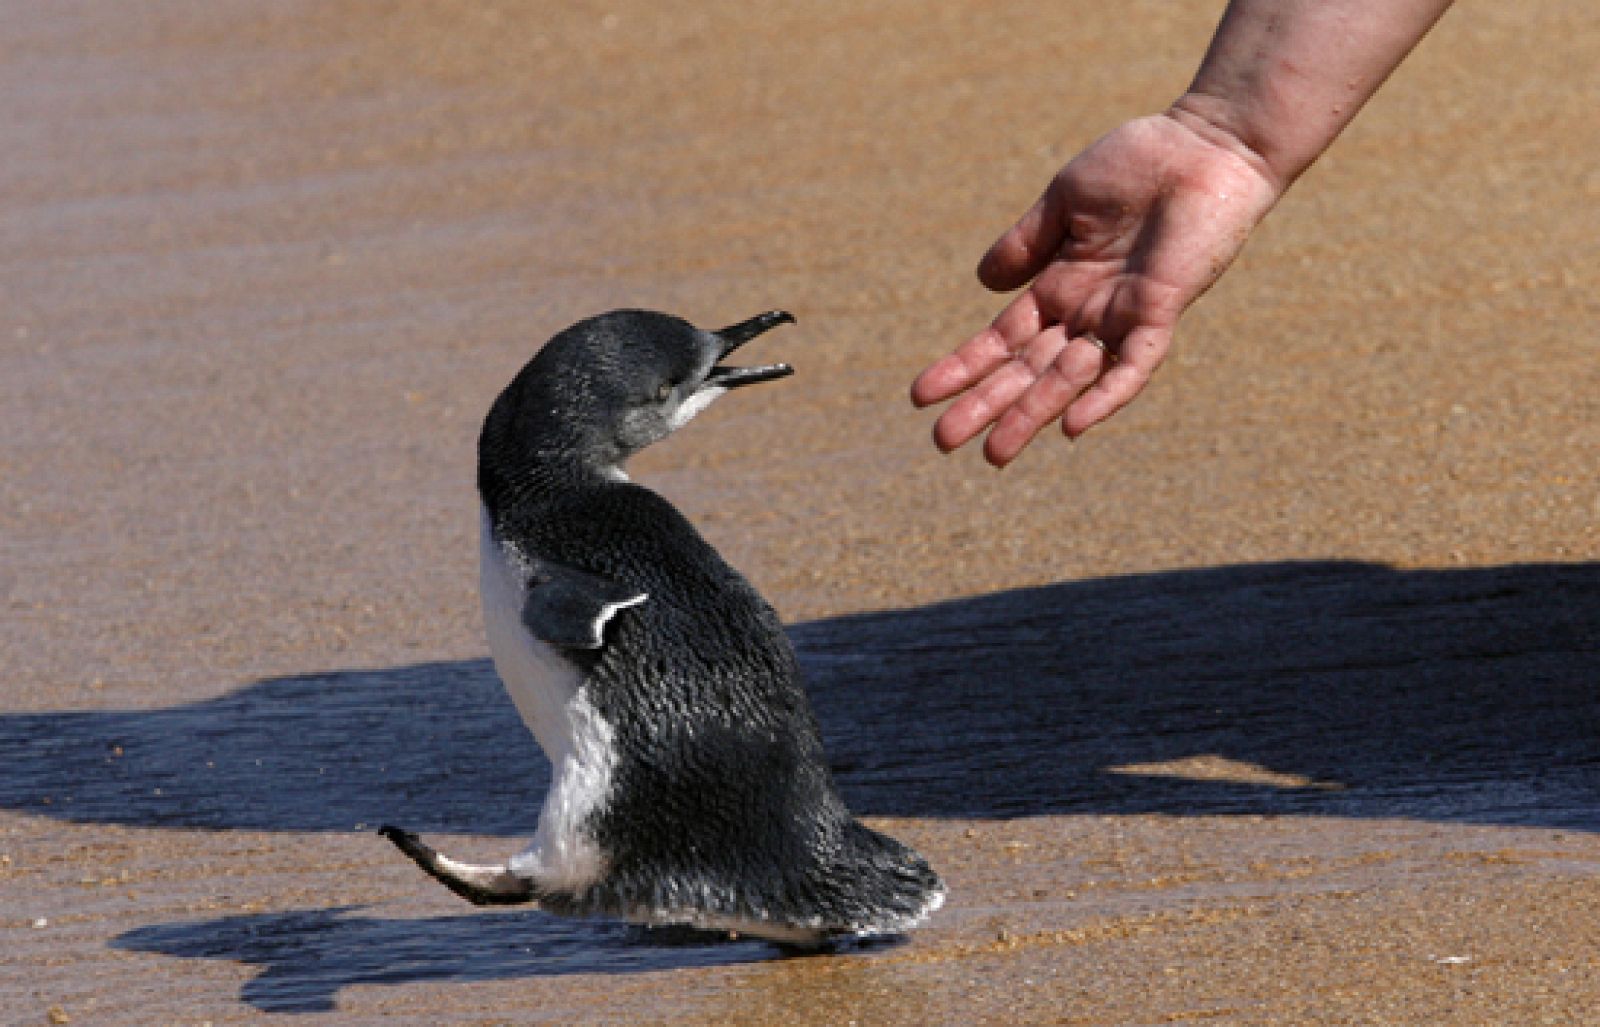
[3,1,1598,1022]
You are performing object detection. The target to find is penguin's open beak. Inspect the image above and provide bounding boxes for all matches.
[707,310,795,389]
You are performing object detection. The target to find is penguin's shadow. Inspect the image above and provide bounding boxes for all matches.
[110,907,782,1014]
[5,559,1598,1009]
[6,559,1596,834]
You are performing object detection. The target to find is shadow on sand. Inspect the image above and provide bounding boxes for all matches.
[111,907,784,1013]
[9,560,1598,832]
[7,559,1597,1009]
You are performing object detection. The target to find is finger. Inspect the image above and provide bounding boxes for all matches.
[910,294,1044,407]
[977,184,1069,293]
[910,330,1010,409]
[983,334,1109,467]
[930,328,1069,453]
[1061,326,1166,437]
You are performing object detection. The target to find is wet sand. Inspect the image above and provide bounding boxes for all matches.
[3,1,1598,1022]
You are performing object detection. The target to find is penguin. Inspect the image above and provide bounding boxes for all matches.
[380,309,944,946]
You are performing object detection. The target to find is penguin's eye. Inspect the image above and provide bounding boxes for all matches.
[654,381,674,402]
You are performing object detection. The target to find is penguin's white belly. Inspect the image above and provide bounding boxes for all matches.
[478,507,616,891]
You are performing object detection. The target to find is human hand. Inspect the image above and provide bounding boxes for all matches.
[911,111,1281,466]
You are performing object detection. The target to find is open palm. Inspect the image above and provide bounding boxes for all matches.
[912,112,1281,466]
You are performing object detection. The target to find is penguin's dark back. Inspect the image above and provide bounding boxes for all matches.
[497,483,854,902]
[497,483,800,696]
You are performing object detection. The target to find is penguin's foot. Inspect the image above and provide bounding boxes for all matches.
[378,825,539,907]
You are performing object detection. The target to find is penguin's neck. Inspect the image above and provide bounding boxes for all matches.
[477,384,636,521]
[478,448,629,528]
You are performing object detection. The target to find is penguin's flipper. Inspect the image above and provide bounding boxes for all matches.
[522,561,647,650]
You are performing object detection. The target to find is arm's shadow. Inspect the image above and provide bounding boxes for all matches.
[804,558,1600,828]
[5,560,1598,834]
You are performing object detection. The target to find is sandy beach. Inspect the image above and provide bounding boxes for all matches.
[3,1,1598,1021]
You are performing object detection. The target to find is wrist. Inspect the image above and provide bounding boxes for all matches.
[1161,98,1293,213]
[1165,94,1293,199]
[1168,0,1454,196]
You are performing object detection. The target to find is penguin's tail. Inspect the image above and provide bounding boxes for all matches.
[822,819,946,939]
[378,825,541,907]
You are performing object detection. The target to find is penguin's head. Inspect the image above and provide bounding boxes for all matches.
[484,309,795,479]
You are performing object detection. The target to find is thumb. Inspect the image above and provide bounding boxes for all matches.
[977,184,1067,292]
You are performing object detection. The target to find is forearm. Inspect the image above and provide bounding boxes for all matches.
[1170,0,1454,193]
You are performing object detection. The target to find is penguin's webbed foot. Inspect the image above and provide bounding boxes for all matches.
[378,824,539,907]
